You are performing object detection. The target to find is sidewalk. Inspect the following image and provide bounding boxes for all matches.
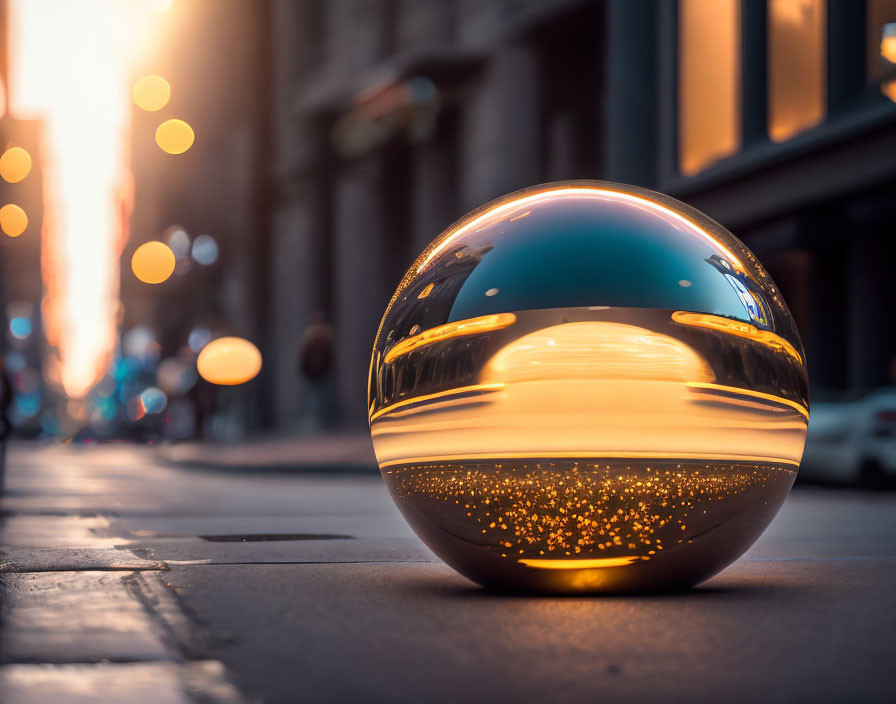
[2,442,895,703]
[156,431,378,473]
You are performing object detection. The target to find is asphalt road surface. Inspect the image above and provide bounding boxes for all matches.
[1,442,894,703]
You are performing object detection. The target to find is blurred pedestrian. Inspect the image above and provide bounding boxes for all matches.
[298,311,334,431]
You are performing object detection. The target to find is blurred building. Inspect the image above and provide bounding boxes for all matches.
[6,0,893,438]
[267,0,896,429]
[124,0,272,437]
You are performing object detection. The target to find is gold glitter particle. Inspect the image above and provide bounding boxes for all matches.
[385,460,793,563]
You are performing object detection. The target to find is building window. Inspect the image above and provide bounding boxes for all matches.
[768,0,826,142]
[678,0,741,176]
[867,0,896,82]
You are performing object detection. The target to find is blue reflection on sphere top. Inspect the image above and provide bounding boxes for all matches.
[380,181,800,351]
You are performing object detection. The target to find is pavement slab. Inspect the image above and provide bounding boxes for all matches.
[0,661,244,704]
[0,547,166,572]
[0,571,173,663]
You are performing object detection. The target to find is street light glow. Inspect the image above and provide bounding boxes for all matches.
[0,203,28,237]
[0,146,32,183]
[156,118,195,154]
[133,74,171,111]
[131,241,176,284]
[197,337,263,385]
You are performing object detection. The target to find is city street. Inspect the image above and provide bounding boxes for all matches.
[1,441,894,703]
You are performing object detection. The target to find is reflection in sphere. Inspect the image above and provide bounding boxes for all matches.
[369,181,809,594]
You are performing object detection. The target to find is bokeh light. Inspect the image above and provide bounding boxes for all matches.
[157,356,197,394]
[139,386,168,414]
[882,79,896,104]
[882,23,896,64]
[0,146,32,182]
[196,336,262,385]
[191,234,218,265]
[155,118,194,154]
[164,225,191,258]
[132,74,171,111]
[9,317,33,339]
[0,203,28,237]
[131,241,176,284]
[187,326,212,353]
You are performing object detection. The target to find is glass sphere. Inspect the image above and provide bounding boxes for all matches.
[369,181,808,593]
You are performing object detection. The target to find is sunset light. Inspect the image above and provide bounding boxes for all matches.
[8,0,167,398]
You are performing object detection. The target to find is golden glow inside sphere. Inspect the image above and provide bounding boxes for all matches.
[155,118,194,154]
[133,75,171,111]
[0,147,32,183]
[196,337,262,385]
[0,203,28,237]
[131,241,176,283]
[369,181,809,594]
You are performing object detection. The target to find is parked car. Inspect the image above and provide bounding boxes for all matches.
[800,387,896,489]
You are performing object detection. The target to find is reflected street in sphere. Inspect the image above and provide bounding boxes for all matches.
[369,181,809,594]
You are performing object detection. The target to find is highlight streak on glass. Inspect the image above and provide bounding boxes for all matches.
[671,311,803,363]
[376,452,802,470]
[369,383,506,424]
[684,381,810,419]
[8,0,165,398]
[383,313,516,364]
[413,187,746,276]
[519,557,643,569]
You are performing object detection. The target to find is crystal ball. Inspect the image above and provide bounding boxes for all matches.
[369,181,808,593]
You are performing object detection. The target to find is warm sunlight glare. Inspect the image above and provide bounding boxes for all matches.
[8,0,166,398]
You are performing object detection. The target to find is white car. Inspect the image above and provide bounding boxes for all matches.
[799,388,896,489]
